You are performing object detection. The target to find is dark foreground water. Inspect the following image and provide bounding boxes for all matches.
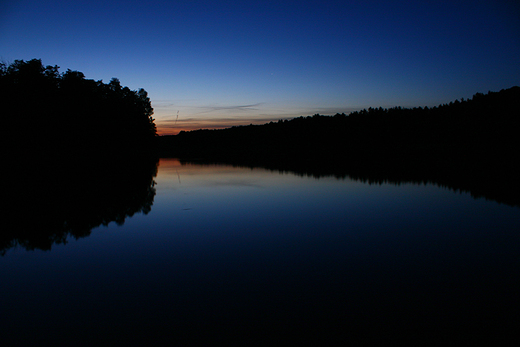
[2,159,519,345]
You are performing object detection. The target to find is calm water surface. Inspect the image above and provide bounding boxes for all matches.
[2,158,519,344]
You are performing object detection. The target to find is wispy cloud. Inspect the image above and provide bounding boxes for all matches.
[191,103,263,114]
[160,116,289,124]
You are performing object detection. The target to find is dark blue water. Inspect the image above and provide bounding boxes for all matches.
[2,159,519,344]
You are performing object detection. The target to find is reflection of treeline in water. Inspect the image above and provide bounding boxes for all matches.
[161,86,520,206]
[1,156,158,255]
[1,59,158,159]
[182,158,519,207]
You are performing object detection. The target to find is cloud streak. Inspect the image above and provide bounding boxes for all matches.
[191,103,263,114]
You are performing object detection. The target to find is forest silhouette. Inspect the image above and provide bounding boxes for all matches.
[1,59,159,253]
[160,86,520,206]
[1,59,158,160]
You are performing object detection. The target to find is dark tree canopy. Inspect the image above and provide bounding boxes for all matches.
[0,59,157,159]
[0,59,160,254]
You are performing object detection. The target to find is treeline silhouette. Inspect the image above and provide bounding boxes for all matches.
[160,86,520,206]
[0,59,160,253]
[1,59,158,160]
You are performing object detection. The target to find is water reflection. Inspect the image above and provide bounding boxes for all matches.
[1,158,520,344]
[3,156,518,255]
[178,158,520,207]
[1,156,158,254]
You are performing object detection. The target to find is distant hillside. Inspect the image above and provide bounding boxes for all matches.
[160,86,519,167]
[159,86,520,205]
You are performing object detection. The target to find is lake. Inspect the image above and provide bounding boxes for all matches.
[2,158,519,345]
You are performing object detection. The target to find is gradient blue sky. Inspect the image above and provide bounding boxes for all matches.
[1,0,519,134]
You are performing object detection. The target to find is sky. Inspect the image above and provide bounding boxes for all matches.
[1,0,519,135]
